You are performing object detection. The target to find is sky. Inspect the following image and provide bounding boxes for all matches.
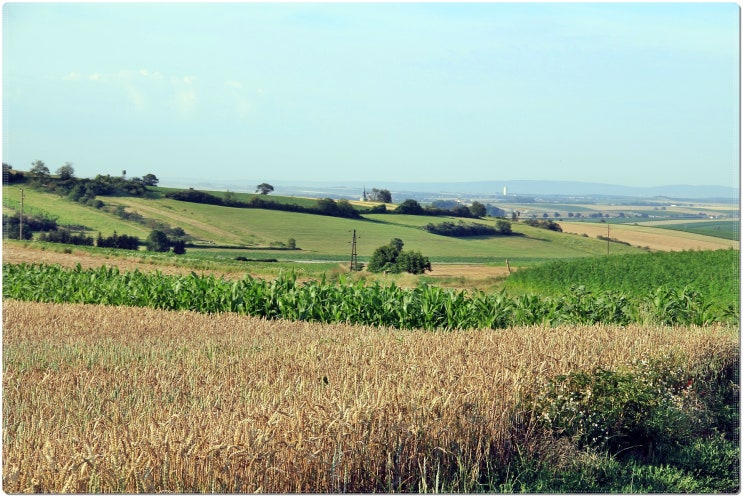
[2,1,740,189]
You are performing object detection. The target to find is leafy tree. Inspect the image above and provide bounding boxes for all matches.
[395,199,424,215]
[369,188,392,203]
[469,201,487,218]
[30,160,49,177]
[142,173,159,187]
[256,183,274,195]
[146,229,170,252]
[367,244,401,273]
[396,250,431,274]
[56,162,75,180]
[317,198,339,215]
[495,219,512,234]
[367,238,431,274]
[171,239,187,255]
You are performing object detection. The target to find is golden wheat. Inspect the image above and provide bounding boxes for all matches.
[3,300,738,492]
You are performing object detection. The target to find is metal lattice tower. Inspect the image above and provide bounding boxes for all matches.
[350,229,359,271]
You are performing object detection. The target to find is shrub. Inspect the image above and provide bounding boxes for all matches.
[37,228,94,246]
[528,358,712,457]
[96,231,140,250]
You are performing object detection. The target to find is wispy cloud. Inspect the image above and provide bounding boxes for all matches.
[170,75,197,116]
[61,68,198,116]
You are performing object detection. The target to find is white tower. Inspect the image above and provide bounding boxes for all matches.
[503,186,508,196]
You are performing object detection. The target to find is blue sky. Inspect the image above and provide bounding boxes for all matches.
[2,2,739,188]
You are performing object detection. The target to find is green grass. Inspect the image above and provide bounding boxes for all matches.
[3,185,151,237]
[4,183,647,263]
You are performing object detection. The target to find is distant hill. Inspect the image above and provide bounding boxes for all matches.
[159,177,739,202]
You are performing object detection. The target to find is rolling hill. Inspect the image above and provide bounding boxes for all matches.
[3,184,738,267]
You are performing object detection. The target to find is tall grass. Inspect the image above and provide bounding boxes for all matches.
[3,301,738,493]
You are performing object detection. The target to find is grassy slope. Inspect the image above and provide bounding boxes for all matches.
[4,184,715,263]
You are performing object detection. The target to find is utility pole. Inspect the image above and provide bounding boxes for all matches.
[349,229,359,271]
[607,223,610,255]
[19,188,24,241]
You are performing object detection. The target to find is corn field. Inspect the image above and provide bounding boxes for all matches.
[3,263,737,328]
[3,300,738,493]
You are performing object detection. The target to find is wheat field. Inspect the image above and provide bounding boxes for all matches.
[3,300,738,493]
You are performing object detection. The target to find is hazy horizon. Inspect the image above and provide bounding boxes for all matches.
[3,2,740,189]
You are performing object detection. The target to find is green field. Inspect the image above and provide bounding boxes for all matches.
[3,185,645,264]
[655,220,740,241]
[504,249,740,308]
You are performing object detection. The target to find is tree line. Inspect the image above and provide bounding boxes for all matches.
[165,188,363,219]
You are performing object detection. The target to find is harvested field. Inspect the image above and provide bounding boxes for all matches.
[1,244,249,280]
[558,221,739,251]
[3,300,738,493]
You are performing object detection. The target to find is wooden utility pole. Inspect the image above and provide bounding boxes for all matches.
[607,223,610,255]
[19,188,24,240]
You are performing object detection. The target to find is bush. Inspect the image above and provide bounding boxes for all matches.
[528,359,712,457]
[96,231,140,250]
[524,218,563,232]
[37,228,94,246]
[423,221,514,237]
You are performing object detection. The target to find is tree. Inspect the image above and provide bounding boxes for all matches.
[56,162,75,180]
[256,183,274,195]
[145,229,170,252]
[30,160,49,177]
[172,239,187,255]
[469,201,487,218]
[396,250,431,274]
[369,188,392,203]
[495,220,512,234]
[317,198,339,216]
[367,238,431,274]
[395,199,424,215]
[367,243,401,273]
[142,173,159,187]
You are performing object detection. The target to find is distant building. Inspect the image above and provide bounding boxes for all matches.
[503,186,508,196]
[360,188,367,202]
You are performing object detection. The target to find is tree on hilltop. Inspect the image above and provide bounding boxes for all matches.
[56,163,75,180]
[256,183,274,195]
[30,160,49,177]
